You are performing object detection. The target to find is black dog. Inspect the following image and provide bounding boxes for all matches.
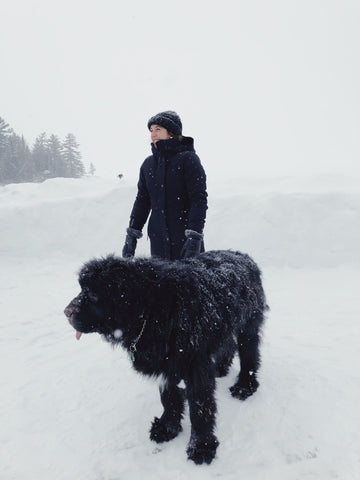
[64,250,267,464]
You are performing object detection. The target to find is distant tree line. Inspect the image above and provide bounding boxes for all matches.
[0,115,95,185]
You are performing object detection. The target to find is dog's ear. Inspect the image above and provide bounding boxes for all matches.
[78,257,110,290]
[78,262,98,289]
[79,256,131,299]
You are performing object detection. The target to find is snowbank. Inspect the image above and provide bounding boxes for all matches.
[1,175,359,267]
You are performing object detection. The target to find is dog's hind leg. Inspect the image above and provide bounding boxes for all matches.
[230,311,263,400]
[213,336,236,377]
[150,378,185,443]
[185,358,219,464]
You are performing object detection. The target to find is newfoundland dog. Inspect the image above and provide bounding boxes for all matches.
[64,250,267,464]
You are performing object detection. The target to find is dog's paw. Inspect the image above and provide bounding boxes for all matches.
[186,435,219,465]
[230,376,259,400]
[150,416,182,443]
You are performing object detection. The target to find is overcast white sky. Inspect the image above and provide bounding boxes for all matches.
[1,0,359,180]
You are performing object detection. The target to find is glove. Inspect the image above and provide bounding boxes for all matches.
[122,227,143,258]
[180,229,203,259]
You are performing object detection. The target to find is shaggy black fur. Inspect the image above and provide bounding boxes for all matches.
[64,250,267,464]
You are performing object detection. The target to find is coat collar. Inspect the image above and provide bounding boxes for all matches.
[151,136,195,158]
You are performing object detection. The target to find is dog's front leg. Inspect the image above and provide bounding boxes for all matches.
[185,360,219,464]
[150,378,185,443]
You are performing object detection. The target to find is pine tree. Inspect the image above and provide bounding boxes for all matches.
[32,132,50,181]
[0,117,12,184]
[0,117,11,147]
[4,133,32,183]
[88,162,96,175]
[62,133,85,178]
[46,134,64,178]
[16,135,33,182]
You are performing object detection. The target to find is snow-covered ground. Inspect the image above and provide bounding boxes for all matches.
[1,174,359,480]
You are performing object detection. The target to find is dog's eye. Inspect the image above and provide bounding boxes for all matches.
[85,291,99,302]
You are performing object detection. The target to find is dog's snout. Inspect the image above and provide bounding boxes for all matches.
[64,295,81,319]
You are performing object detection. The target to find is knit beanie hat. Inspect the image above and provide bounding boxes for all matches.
[147,111,182,136]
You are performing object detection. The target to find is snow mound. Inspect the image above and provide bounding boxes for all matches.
[1,175,359,267]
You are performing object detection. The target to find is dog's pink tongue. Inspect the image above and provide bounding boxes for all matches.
[76,331,82,340]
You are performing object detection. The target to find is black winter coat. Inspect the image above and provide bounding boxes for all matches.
[129,136,208,260]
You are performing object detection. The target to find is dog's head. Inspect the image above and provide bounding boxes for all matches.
[65,254,173,341]
[64,255,130,340]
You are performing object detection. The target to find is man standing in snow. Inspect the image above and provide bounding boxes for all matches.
[122,111,208,260]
